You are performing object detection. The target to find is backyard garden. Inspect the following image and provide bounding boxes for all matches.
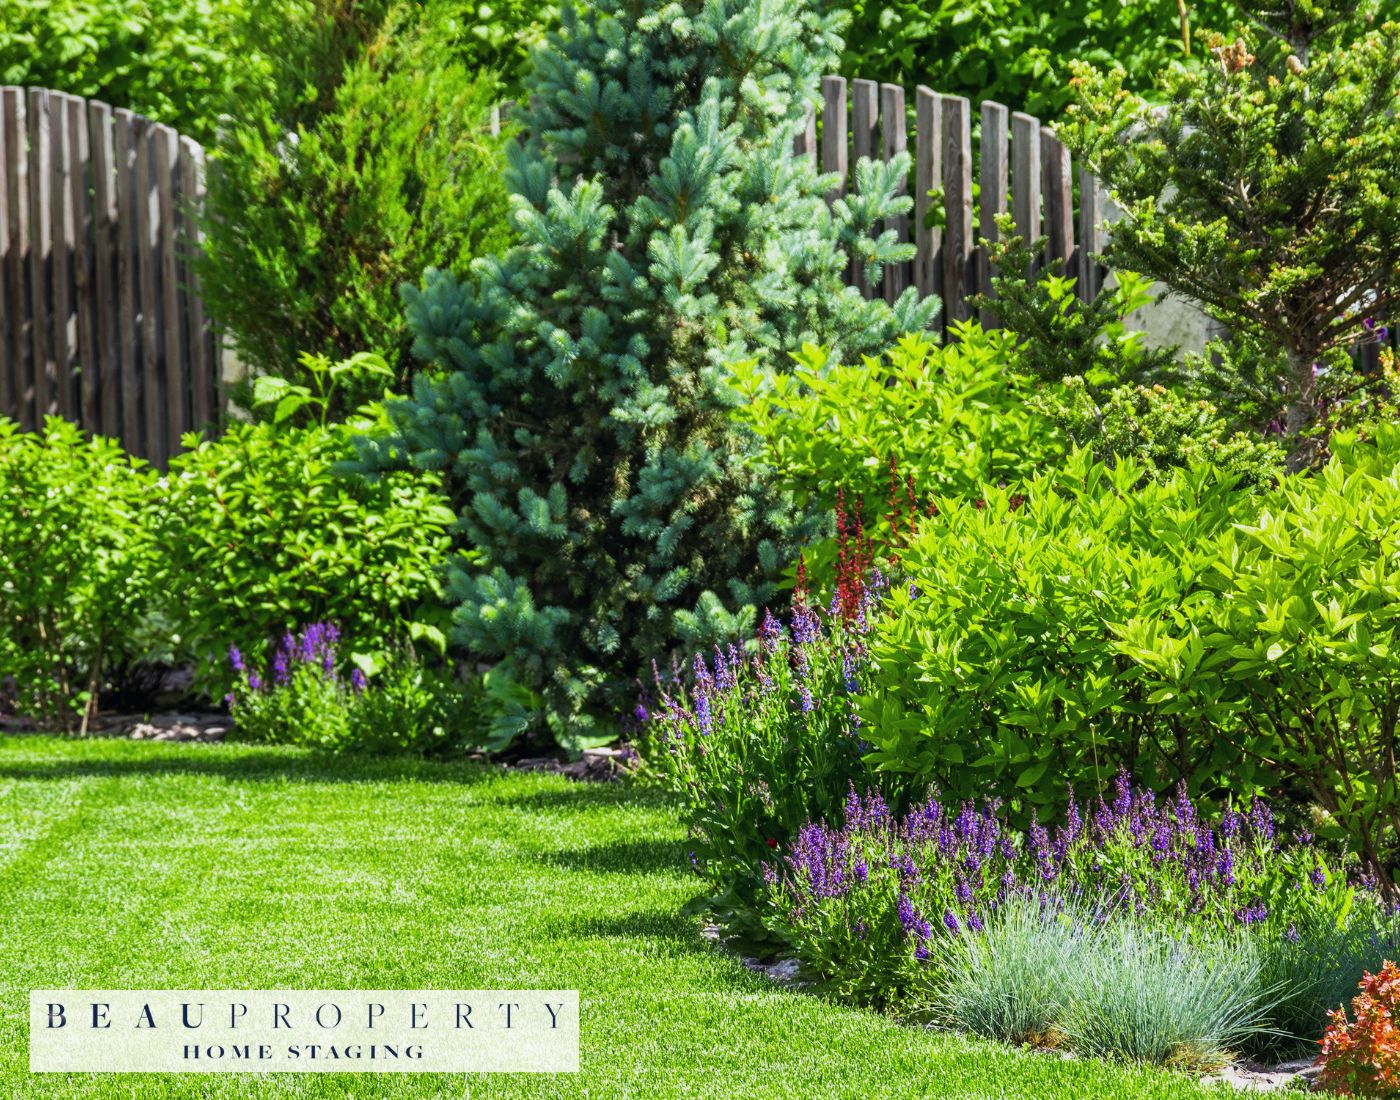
[3,0,1400,1095]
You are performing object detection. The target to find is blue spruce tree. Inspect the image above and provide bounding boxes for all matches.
[359,0,938,744]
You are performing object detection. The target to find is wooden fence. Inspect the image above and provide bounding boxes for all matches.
[795,77,1105,336]
[0,88,219,466]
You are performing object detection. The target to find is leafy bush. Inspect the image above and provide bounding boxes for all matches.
[361,0,939,739]
[0,0,276,142]
[729,327,1059,540]
[1041,379,1283,490]
[861,450,1254,814]
[976,223,1282,489]
[199,4,512,415]
[0,418,155,730]
[228,622,475,754]
[1121,425,1400,895]
[1321,961,1400,1097]
[1063,0,1400,466]
[838,0,1238,118]
[157,418,454,696]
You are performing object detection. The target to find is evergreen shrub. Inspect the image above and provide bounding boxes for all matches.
[362,0,939,739]
[198,1,513,416]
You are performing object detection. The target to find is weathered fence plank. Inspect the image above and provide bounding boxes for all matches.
[66,94,97,428]
[851,79,878,298]
[27,89,53,422]
[135,117,164,466]
[880,82,908,304]
[1043,128,1074,276]
[0,89,218,462]
[180,136,215,430]
[1078,166,1102,301]
[113,108,142,447]
[0,88,23,423]
[914,86,941,301]
[154,125,184,457]
[941,95,974,328]
[89,100,119,438]
[979,101,1009,327]
[820,76,848,203]
[1010,112,1041,270]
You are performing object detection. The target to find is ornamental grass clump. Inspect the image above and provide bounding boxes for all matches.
[1059,921,1273,1070]
[929,892,1087,1047]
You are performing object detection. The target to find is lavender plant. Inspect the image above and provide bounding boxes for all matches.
[641,562,900,938]
[228,623,474,754]
[764,774,1364,1014]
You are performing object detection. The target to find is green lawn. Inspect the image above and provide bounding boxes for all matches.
[0,735,1243,1099]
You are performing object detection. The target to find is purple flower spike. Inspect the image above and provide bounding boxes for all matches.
[349,668,368,694]
[227,645,244,673]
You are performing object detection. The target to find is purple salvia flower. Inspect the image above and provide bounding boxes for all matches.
[757,609,785,652]
[228,645,244,673]
[791,604,820,645]
[349,668,368,694]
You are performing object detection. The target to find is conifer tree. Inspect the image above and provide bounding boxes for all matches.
[358,0,936,742]
[1063,0,1400,468]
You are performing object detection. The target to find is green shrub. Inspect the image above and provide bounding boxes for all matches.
[0,418,155,730]
[729,327,1059,544]
[1119,425,1400,894]
[1063,0,1400,467]
[229,623,475,754]
[198,2,513,416]
[839,0,1238,119]
[0,0,277,142]
[1040,379,1284,490]
[361,0,939,740]
[975,223,1283,489]
[861,449,1255,816]
[157,417,454,696]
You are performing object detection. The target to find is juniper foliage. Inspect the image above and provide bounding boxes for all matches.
[359,0,937,739]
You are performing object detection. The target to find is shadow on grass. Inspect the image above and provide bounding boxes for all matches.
[536,835,689,877]
[0,735,683,815]
[562,908,709,949]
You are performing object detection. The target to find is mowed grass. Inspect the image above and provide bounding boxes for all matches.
[0,735,1242,1099]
